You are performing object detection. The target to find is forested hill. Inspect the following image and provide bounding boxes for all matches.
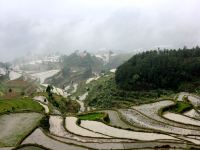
[61,51,104,72]
[45,51,104,87]
[115,47,200,91]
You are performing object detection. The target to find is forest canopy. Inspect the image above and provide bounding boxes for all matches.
[115,46,200,91]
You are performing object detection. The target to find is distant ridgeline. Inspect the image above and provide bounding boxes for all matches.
[115,46,200,91]
[45,51,104,87]
[61,51,104,73]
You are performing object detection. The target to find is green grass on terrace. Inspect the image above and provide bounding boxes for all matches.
[77,112,110,123]
[164,101,193,114]
[78,112,105,121]
[0,97,44,114]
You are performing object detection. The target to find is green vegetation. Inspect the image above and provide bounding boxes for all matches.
[83,74,174,109]
[46,52,104,87]
[62,51,103,72]
[45,51,134,88]
[40,115,50,131]
[41,86,80,114]
[163,101,193,114]
[32,91,80,114]
[70,48,200,109]
[116,46,200,91]
[78,112,109,123]
[0,98,44,114]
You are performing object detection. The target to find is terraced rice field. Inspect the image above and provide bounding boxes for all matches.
[22,129,87,150]
[101,110,151,131]
[184,109,200,119]
[65,117,110,138]
[49,115,131,143]
[9,71,21,80]
[178,92,200,107]
[120,108,200,135]
[0,113,43,147]
[163,112,200,126]
[188,95,200,107]
[49,116,71,137]
[132,100,200,130]
[80,120,177,141]
[2,93,200,149]
[46,115,195,149]
[31,70,60,84]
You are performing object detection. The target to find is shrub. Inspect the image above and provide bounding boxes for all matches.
[40,115,50,131]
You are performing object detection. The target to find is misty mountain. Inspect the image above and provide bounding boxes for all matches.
[13,54,61,72]
[45,51,104,87]
[44,50,135,87]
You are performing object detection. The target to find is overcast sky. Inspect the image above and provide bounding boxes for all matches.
[0,0,200,61]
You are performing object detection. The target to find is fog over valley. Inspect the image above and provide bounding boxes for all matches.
[0,0,200,61]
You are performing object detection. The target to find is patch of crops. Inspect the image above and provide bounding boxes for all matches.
[163,101,193,114]
[0,98,44,114]
[78,112,109,123]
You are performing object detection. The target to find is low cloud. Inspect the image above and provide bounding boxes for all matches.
[0,0,200,61]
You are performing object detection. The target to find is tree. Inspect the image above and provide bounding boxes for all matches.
[115,47,200,91]
[21,91,25,96]
[46,85,53,93]
[132,74,140,84]
[9,88,12,93]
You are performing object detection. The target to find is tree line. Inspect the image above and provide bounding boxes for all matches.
[115,46,200,91]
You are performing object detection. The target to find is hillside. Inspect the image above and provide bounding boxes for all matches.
[0,78,38,99]
[71,72,174,109]
[116,47,200,91]
[45,51,105,87]
[45,51,134,88]
[13,54,61,72]
[62,51,104,72]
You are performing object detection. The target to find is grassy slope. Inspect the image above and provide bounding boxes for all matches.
[0,78,38,100]
[77,112,109,123]
[163,101,193,114]
[78,112,105,120]
[173,101,193,113]
[0,98,44,114]
[80,73,175,109]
